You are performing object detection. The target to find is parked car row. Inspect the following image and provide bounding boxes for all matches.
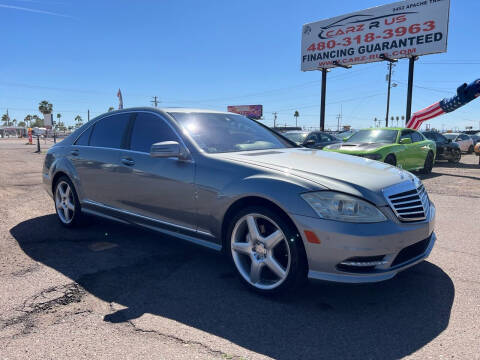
[281,128,476,170]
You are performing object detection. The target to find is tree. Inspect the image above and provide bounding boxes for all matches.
[31,115,43,128]
[56,113,61,125]
[1,113,10,126]
[12,118,17,127]
[18,121,26,127]
[108,107,114,112]
[74,115,83,128]
[38,100,53,115]
[294,110,299,127]
[24,114,32,128]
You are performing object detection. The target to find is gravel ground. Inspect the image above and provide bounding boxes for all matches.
[0,138,479,360]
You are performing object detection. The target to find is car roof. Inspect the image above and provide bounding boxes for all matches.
[359,127,404,131]
[102,107,233,116]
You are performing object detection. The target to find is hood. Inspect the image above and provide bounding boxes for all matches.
[215,148,417,205]
[325,142,391,152]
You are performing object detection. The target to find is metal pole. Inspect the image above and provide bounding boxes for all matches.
[320,68,327,131]
[385,62,392,127]
[36,135,40,153]
[406,56,417,124]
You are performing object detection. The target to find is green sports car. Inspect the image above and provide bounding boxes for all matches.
[324,128,436,173]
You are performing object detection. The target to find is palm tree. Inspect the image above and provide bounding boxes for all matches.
[294,110,299,127]
[74,115,83,128]
[24,114,32,128]
[31,115,43,127]
[1,113,10,126]
[12,118,17,127]
[108,107,114,112]
[38,100,53,115]
[56,113,61,126]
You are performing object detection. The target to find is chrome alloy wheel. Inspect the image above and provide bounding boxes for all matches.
[55,181,75,224]
[231,214,291,290]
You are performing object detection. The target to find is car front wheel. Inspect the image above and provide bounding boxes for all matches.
[448,149,461,163]
[227,206,307,294]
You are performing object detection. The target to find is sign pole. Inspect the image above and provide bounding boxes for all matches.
[320,68,327,131]
[405,56,418,124]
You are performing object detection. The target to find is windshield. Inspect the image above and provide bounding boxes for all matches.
[169,112,294,153]
[443,134,457,140]
[346,129,398,144]
[422,132,435,140]
[283,132,308,144]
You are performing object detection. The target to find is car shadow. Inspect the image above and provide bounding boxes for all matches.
[433,161,479,170]
[11,215,454,360]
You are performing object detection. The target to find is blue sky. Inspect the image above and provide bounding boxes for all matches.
[1,0,479,130]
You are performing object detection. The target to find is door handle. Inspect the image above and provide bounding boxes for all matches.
[121,157,135,166]
[70,149,79,156]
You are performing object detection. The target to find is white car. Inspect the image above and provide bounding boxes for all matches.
[443,133,474,153]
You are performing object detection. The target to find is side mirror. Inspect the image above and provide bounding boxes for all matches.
[399,138,412,144]
[342,137,348,142]
[304,139,315,147]
[150,141,187,159]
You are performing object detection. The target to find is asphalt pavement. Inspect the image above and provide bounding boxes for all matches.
[0,138,479,359]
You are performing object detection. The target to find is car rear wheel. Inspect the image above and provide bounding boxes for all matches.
[384,154,396,166]
[448,149,461,163]
[421,151,434,174]
[54,176,83,227]
[227,206,307,294]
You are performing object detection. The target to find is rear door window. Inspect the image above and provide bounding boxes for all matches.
[411,132,423,143]
[75,126,93,146]
[129,112,178,153]
[399,130,413,143]
[89,114,131,149]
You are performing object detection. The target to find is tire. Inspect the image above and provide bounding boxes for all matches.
[421,151,434,174]
[468,145,474,154]
[53,176,84,227]
[448,149,461,163]
[384,154,396,166]
[227,205,307,295]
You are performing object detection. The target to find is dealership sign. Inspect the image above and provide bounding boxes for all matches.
[301,0,450,71]
[227,105,263,119]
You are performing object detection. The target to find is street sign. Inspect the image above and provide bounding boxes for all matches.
[301,0,450,71]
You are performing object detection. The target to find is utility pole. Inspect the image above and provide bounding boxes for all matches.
[380,54,398,128]
[87,109,90,122]
[151,96,160,108]
[336,113,342,132]
[272,112,278,128]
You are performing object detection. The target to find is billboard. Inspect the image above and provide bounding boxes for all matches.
[227,105,263,119]
[43,113,53,128]
[301,0,450,71]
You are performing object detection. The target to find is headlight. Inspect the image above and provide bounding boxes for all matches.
[301,191,387,223]
[361,153,382,160]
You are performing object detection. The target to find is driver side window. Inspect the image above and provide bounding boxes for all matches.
[399,130,412,142]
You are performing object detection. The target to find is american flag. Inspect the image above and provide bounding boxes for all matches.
[117,88,123,110]
[406,79,480,130]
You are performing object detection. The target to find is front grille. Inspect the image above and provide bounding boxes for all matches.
[386,183,429,222]
[391,237,430,266]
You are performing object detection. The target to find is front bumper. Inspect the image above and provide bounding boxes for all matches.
[291,202,436,283]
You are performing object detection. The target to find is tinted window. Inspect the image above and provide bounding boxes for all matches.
[411,132,423,143]
[422,132,435,141]
[306,133,319,143]
[130,112,178,153]
[437,134,448,143]
[399,131,413,143]
[89,114,130,149]
[75,126,93,146]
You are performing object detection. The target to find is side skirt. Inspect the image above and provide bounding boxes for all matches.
[81,201,222,251]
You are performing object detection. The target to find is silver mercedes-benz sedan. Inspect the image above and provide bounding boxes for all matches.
[43,108,436,294]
